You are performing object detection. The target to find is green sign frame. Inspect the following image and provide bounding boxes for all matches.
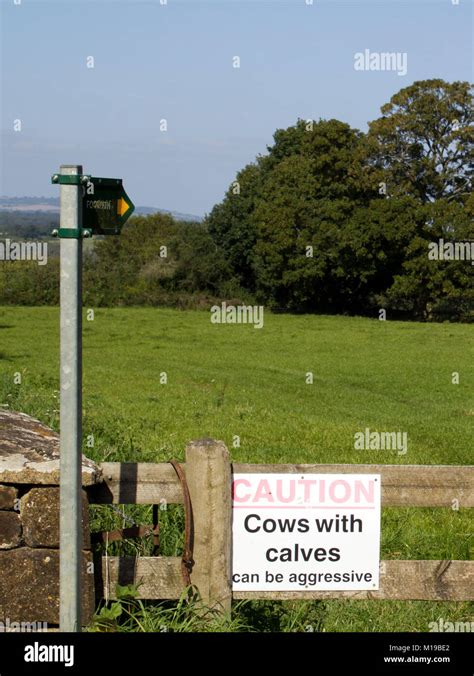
[82,176,135,235]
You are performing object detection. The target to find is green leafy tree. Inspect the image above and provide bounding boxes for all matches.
[252,119,377,310]
[206,163,262,291]
[83,213,238,308]
[334,196,424,314]
[365,79,473,203]
[379,195,474,321]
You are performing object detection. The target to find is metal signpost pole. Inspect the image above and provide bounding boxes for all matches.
[58,164,83,632]
[53,164,133,631]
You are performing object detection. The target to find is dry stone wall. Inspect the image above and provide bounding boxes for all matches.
[0,410,102,627]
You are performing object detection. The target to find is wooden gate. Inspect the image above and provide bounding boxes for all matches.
[88,439,474,614]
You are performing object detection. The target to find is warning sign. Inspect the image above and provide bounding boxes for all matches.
[232,473,381,591]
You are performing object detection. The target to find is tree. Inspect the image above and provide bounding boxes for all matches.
[251,119,376,311]
[83,213,237,307]
[206,163,263,291]
[207,118,377,310]
[335,196,424,314]
[365,79,473,203]
[378,194,474,321]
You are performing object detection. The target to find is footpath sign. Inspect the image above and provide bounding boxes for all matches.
[83,177,134,235]
[232,473,381,591]
[52,173,135,236]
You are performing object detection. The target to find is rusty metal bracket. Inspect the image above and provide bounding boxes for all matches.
[92,506,160,551]
[91,524,159,545]
[169,459,194,587]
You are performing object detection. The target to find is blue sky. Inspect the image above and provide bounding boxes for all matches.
[1,0,472,216]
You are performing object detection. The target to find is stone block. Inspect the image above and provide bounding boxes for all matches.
[0,410,102,486]
[0,548,95,624]
[0,511,21,549]
[0,485,18,510]
[20,488,90,549]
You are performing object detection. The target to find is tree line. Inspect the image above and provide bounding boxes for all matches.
[0,79,472,321]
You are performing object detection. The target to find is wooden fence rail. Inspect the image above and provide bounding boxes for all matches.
[91,462,474,508]
[87,440,474,613]
[98,558,473,602]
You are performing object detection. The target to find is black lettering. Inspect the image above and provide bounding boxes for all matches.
[263,519,277,533]
[244,514,260,533]
[265,548,278,562]
[276,519,295,533]
[297,518,310,533]
[313,547,327,561]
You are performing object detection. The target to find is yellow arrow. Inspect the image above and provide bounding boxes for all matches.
[117,197,130,217]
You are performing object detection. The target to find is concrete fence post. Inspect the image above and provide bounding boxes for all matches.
[185,439,232,616]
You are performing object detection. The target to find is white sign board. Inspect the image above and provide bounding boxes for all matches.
[232,473,381,591]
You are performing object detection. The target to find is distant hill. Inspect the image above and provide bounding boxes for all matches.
[134,206,203,222]
[0,196,203,223]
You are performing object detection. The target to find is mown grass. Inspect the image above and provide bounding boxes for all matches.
[0,306,472,632]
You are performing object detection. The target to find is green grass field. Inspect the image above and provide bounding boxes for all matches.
[0,306,472,632]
